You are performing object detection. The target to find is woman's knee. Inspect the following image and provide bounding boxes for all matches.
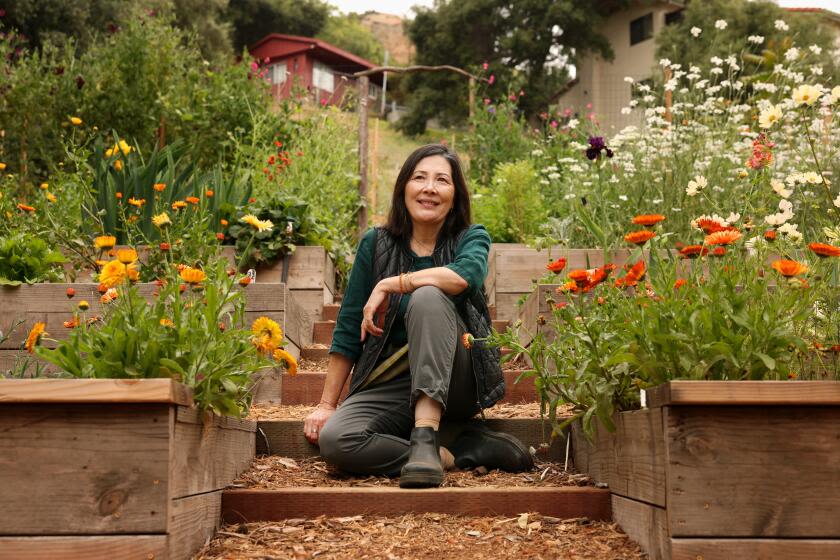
[407,285,451,313]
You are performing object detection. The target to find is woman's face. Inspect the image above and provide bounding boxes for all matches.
[404,155,455,229]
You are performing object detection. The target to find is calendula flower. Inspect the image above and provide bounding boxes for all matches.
[172,201,188,210]
[764,230,777,242]
[252,317,283,354]
[99,260,128,288]
[78,300,90,311]
[152,212,171,228]
[771,259,808,277]
[0,163,6,170]
[114,159,123,171]
[17,203,35,212]
[546,257,567,273]
[179,266,206,284]
[159,242,170,251]
[705,230,742,246]
[220,219,229,227]
[45,192,57,203]
[63,318,79,328]
[615,261,646,287]
[679,245,707,259]
[792,84,823,106]
[239,276,252,286]
[25,322,47,353]
[808,242,840,258]
[625,230,656,246]
[461,333,475,349]
[568,269,590,286]
[160,318,175,327]
[40,182,49,190]
[205,190,214,197]
[273,348,298,376]
[100,288,119,304]
[674,279,687,290]
[215,232,225,241]
[70,116,82,125]
[186,196,200,205]
[127,197,145,208]
[151,183,166,192]
[632,214,665,227]
[94,235,116,250]
[241,214,274,232]
[116,248,138,264]
[759,105,783,128]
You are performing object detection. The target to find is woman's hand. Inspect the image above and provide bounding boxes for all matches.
[360,281,391,342]
[303,403,336,445]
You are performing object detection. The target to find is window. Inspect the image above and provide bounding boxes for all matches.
[269,62,287,85]
[630,13,654,46]
[312,62,334,93]
[665,10,684,26]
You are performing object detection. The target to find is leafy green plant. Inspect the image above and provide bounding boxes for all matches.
[473,160,546,243]
[0,233,66,285]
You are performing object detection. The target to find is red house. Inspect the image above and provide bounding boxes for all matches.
[249,34,384,106]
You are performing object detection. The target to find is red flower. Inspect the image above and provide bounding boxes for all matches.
[679,245,708,259]
[160,242,170,251]
[764,230,777,242]
[66,288,75,299]
[808,242,840,258]
[546,257,567,273]
[695,218,725,234]
[615,261,646,287]
[674,278,687,290]
[711,247,726,257]
[216,232,225,241]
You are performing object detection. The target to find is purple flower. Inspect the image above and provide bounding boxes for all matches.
[488,106,496,114]
[585,147,600,160]
[588,136,606,151]
[585,136,614,160]
[75,75,86,89]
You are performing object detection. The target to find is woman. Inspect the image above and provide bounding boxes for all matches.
[303,144,532,488]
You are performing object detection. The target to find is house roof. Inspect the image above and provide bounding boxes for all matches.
[250,33,379,75]
[784,7,840,23]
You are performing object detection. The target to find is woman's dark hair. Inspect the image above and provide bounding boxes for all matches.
[384,143,472,241]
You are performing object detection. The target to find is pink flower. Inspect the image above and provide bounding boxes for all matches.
[488,74,495,85]
[587,112,596,120]
[250,62,258,71]
[509,94,518,101]
[483,98,491,105]
[550,120,558,128]
[320,98,328,106]
[263,57,269,63]
[586,102,593,110]
[482,61,489,70]
[519,90,524,97]
[563,108,572,117]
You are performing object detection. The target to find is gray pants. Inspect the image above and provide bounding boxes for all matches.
[319,286,479,476]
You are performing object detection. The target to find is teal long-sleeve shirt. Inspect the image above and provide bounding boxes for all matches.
[330,224,492,362]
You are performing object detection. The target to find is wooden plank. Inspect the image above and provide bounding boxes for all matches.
[494,248,632,294]
[570,419,614,492]
[258,246,334,292]
[169,407,256,500]
[222,487,611,521]
[494,292,526,322]
[0,379,192,405]
[0,536,166,560]
[648,381,840,407]
[282,288,306,351]
[0,404,171,534]
[612,495,670,560]
[289,289,327,347]
[611,408,666,506]
[666,405,840,537]
[670,539,840,560]
[167,491,222,560]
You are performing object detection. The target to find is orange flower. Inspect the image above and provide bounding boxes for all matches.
[615,261,646,287]
[63,319,79,329]
[273,348,298,376]
[17,203,35,212]
[568,269,590,285]
[216,232,225,241]
[160,318,175,327]
[679,245,707,259]
[172,200,187,210]
[127,197,146,207]
[624,230,656,246]
[205,190,214,198]
[159,242,171,251]
[557,280,579,293]
[764,230,777,242]
[771,259,808,277]
[711,247,726,257]
[674,278,687,290]
[546,257,567,273]
[66,287,75,299]
[100,288,119,304]
[695,218,725,234]
[220,219,229,227]
[116,192,123,199]
[632,214,665,227]
[25,322,47,353]
[239,276,252,286]
[704,230,742,246]
[153,183,166,192]
[116,248,138,264]
[808,242,840,258]
[461,333,475,349]
[179,266,207,284]
[186,196,200,205]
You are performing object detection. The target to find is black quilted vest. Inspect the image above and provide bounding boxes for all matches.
[345,227,505,409]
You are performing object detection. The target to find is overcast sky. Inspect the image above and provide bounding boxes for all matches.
[328,0,840,17]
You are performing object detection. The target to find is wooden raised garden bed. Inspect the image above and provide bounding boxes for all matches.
[571,381,840,560]
[0,378,256,560]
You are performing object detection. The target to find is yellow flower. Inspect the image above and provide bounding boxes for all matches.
[831,85,840,105]
[25,322,47,353]
[39,182,49,190]
[109,139,133,156]
[114,160,123,171]
[792,84,823,106]
[70,117,82,125]
[153,183,166,192]
[273,348,298,376]
[179,266,207,284]
[241,214,274,232]
[46,193,57,203]
[251,317,283,354]
[0,163,5,170]
[116,248,138,264]
[127,197,145,207]
[105,148,114,158]
[160,318,175,328]
[100,288,119,304]
[127,263,140,282]
[78,300,90,311]
[172,200,188,211]
[152,212,171,228]
[759,104,783,128]
[99,260,128,288]
[94,235,117,250]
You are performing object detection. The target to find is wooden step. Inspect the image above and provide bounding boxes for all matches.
[301,346,330,360]
[488,304,497,320]
[221,486,610,522]
[492,319,510,333]
[312,320,336,346]
[280,370,538,406]
[322,303,340,322]
[255,417,565,461]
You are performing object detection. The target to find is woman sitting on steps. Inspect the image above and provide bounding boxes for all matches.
[303,143,533,488]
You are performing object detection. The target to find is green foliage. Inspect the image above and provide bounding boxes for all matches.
[316,13,384,64]
[0,232,65,285]
[464,96,534,186]
[474,160,545,243]
[228,196,315,270]
[36,258,276,416]
[227,0,331,52]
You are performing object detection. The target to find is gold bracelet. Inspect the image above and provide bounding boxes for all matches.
[406,272,413,292]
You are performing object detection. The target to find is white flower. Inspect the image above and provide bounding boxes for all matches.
[726,213,740,224]
[809,45,822,55]
[624,76,635,84]
[792,84,823,106]
[785,47,800,62]
[778,222,802,241]
[567,118,579,129]
[686,175,707,197]
[830,85,840,104]
[710,56,723,66]
[802,171,824,184]
[619,195,628,201]
[747,35,764,44]
[771,180,793,198]
[811,66,823,76]
[621,107,632,115]
[834,193,840,208]
[715,19,727,30]
[759,104,783,128]
[710,68,723,76]
[775,19,790,31]
[659,58,671,67]
[690,26,702,37]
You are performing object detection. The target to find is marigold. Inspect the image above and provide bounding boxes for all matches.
[461,333,475,349]
[241,214,274,232]
[25,322,47,353]
[66,287,75,299]
[546,257,567,273]
[63,319,79,328]
[674,278,687,290]
[808,242,840,258]
[172,200,188,210]
[694,217,725,234]
[78,300,90,311]
[679,245,707,259]
[116,248,138,264]
[100,288,119,304]
[273,348,298,376]
[152,212,171,228]
[624,230,656,246]
[160,318,175,328]
[94,235,116,250]
[632,214,665,227]
[252,317,283,354]
[99,260,128,288]
[179,266,207,284]
[568,269,590,285]
[153,183,166,192]
[70,116,82,125]
[704,229,742,246]
[771,259,808,277]
[186,196,200,205]
[764,230,777,242]
[127,197,145,207]
[17,203,35,212]
[205,190,214,198]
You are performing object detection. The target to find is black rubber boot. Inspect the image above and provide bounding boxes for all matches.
[399,426,444,488]
[450,423,534,472]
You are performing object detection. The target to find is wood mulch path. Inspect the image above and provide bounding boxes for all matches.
[229,456,591,490]
[247,401,571,421]
[194,513,645,559]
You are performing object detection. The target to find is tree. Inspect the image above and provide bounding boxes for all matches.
[226,0,330,52]
[316,13,384,64]
[399,0,626,135]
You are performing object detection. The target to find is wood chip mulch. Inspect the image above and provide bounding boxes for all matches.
[246,402,571,421]
[194,513,645,560]
[229,456,591,490]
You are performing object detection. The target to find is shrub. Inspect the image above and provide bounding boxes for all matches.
[474,160,545,243]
